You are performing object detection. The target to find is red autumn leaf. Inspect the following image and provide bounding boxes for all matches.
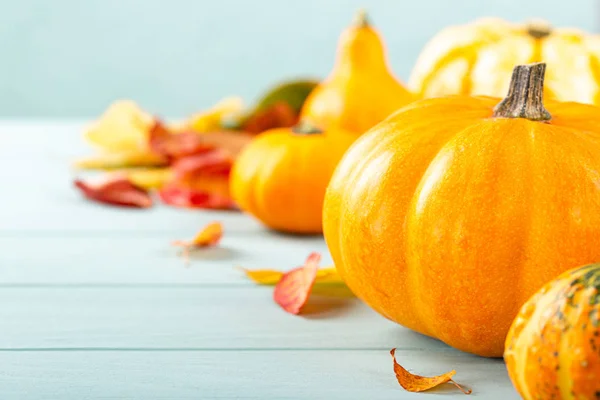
[390,348,471,394]
[171,150,232,179]
[149,121,214,159]
[172,221,223,263]
[274,252,321,314]
[242,102,298,134]
[74,176,153,208]
[158,184,236,210]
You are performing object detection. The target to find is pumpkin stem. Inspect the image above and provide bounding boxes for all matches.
[526,19,552,39]
[353,8,370,28]
[492,63,551,122]
[292,119,324,135]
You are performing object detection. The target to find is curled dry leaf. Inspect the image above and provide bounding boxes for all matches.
[186,96,245,133]
[74,176,153,208]
[124,168,173,190]
[172,222,223,263]
[390,348,471,394]
[172,150,232,179]
[149,122,214,160]
[241,266,341,286]
[242,102,298,134]
[73,150,167,170]
[158,183,236,210]
[84,100,155,153]
[273,252,321,314]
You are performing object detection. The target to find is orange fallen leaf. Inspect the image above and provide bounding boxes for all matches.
[240,266,341,286]
[171,150,232,180]
[242,102,298,134]
[390,348,471,394]
[273,252,321,314]
[158,184,236,210]
[172,222,223,263]
[149,121,214,160]
[74,175,153,208]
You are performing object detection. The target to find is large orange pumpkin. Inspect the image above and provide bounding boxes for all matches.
[323,63,600,357]
[300,10,414,134]
[409,18,600,104]
[230,122,356,234]
[505,264,600,399]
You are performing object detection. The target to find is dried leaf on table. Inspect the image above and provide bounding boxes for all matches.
[73,150,167,170]
[149,122,215,160]
[84,100,155,153]
[390,348,471,394]
[158,184,236,210]
[171,150,232,179]
[172,222,223,263]
[240,266,342,286]
[74,175,153,208]
[158,149,236,210]
[241,102,299,134]
[171,96,245,133]
[273,252,321,314]
[124,168,173,190]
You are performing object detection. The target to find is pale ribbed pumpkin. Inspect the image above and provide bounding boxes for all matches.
[409,17,600,104]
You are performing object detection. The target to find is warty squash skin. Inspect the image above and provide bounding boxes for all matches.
[300,11,414,134]
[505,264,600,399]
[323,63,600,357]
[409,17,600,104]
[230,123,356,234]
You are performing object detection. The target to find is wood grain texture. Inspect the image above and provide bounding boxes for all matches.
[0,235,330,284]
[0,350,517,399]
[0,287,450,351]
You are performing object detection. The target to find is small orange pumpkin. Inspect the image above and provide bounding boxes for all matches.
[300,10,414,134]
[505,264,600,399]
[230,121,356,234]
[323,62,600,357]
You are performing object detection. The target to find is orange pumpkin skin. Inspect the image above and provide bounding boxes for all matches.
[505,264,600,399]
[300,11,414,134]
[322,64,600,357]
[230,124,356,234]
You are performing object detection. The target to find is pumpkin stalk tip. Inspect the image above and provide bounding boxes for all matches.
[526,18,552,39]
[492,62,551,122]
[353,8,370,27]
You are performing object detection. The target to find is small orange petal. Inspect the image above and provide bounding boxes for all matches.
[273,252,320,314]
[390,348,471,394]
[172,222,223,263]
[74,175,153,208]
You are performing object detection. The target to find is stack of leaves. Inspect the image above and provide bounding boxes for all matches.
[73,79,318,209]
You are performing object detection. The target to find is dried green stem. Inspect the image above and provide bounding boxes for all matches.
[526,19,552,39]
[353,8,370,27]
[492,63,551,122]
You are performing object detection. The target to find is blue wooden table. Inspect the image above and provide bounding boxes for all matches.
[0,121,520,399]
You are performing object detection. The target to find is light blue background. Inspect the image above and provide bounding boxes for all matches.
[0,0,596,117]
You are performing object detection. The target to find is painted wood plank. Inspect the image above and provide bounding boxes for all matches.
[0,234,330,284]
[0,287,451,351]
[0,350,518,399]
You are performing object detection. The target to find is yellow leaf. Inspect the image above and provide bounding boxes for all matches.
[178,97,245,133]
[390,348,472,394]
[124,168,173,190]
[240,265,342,285]
[84,100,154,152]
[73,150,167,170]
